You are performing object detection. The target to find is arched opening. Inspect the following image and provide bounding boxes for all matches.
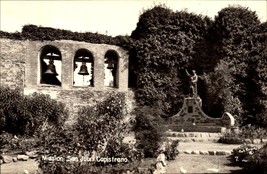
[104,50,119,87]
[73,49,94,86]
[40,45,62,86]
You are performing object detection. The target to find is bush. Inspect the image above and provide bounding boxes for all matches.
[132,106,165,158]
[218,125,267,144]
[0,132,14,150]
[244,143,267,173]
[218,131,244,144]
[37,92,144,173]
[164,140,180,160]
[239,124,267,143]
[74,92,127,152]
[0,132,38,153]
[230,144,259,166]
[230,143,267,173]
[0,86,69,136]
[135,130,162,158]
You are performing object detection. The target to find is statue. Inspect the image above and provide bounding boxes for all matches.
[186,69,198,97]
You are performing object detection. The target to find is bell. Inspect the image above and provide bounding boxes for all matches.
[107,61,115,69]
[44,60,58,76]
[78,62,89,75]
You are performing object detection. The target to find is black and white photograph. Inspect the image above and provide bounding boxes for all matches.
[0,0,266,173]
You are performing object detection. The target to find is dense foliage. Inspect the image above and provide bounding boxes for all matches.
[230,143,267,173]
[131,5,213,117]
[164,140,180,160]
[0,86,68,136]
[0,25,132,49]
[37,92,145,173]
[211,6,267,127]
[218,125,267,144]
[130,5,267,127]
[132,106,165,158]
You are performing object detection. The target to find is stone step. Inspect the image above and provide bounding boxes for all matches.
[165,132,222,138]
[181,150,232,155]
[165,125,224,133]
[167,137,220,142]
[164,131,223,142]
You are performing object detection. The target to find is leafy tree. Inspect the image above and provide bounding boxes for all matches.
[131,5,213,117]
[209,6,266,126]
[201,60,243,121]
[212,5,261,90]
[240,22,267,127]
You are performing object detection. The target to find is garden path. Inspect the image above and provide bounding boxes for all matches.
[1,142,249,174]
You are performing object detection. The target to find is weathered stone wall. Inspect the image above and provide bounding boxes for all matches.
[0,38,135,123]
[0,39,27,90]
[23,87,136,123]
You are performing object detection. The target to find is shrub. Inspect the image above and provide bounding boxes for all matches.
[218,131,244,144]
[74,92,127,152]
[218,125,267,144]
[0,132,14,150]
[244,143,267,173]
[135,129,162,158]
[0,132,38,153]
[37,92,143,173]
[230,143,267,173]
[164,140,180,160]
[132,106,165,158]
[0,86,69,136]
[239,124,267,143]
[230,144,259,166]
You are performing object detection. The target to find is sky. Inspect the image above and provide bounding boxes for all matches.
[0,0,266,37]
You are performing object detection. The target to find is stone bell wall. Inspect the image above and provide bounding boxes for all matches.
[0,38,136,123]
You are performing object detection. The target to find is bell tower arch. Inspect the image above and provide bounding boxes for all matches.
[40,45,62,86]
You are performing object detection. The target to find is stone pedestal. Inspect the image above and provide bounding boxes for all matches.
[170,96,235,131]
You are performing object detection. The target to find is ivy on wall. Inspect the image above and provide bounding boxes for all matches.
[0,24,132,49]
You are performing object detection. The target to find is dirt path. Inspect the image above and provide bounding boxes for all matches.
[1,142,246,174]
[1,159,39,174]
[178,142,241,151]
[1,156,241,174]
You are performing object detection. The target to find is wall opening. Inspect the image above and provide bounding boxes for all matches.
[73,49,94,86]
[104,50,119,87]
[40,45,62,86]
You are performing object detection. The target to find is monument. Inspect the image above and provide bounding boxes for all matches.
[170,70,235,132]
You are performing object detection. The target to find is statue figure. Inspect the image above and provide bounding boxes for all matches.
[186,69,198,97]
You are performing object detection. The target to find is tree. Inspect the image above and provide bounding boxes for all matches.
[211,6,266,127]
[201,60,243,121]
[131,5,213,117]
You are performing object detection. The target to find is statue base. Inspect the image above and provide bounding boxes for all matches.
[170,96,235,130]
